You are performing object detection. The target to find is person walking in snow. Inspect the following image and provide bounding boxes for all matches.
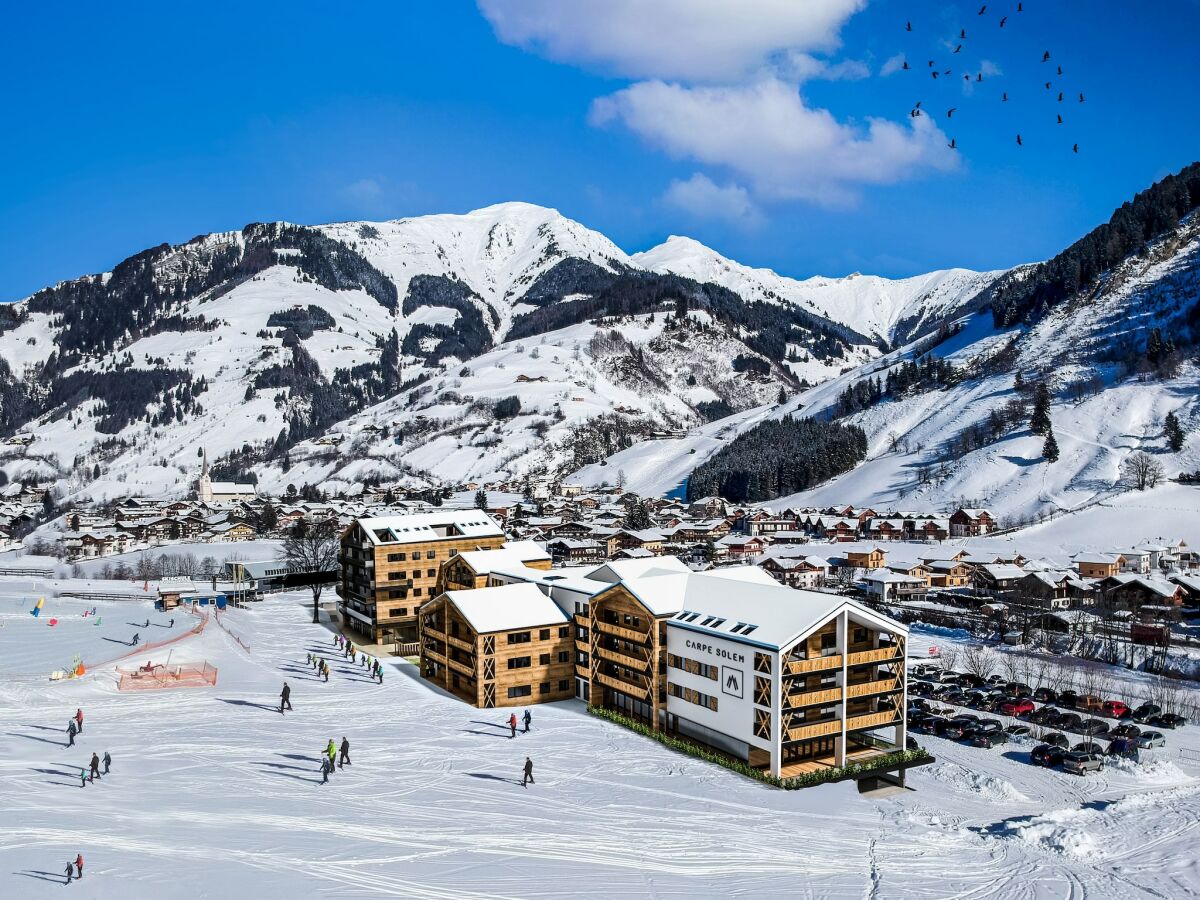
[66,720,77,747]
[307,652,313,667]
[280,682,292,713]
[523,709,532,733]
[144,618,150,629]
[74,854,83,880]
[65,861,74,884]
[103,751,111,775]
[89,753,100,782]
[320,756,331,784]
[78,768,87,788]
[169,618,174,627]
[132,632,140,646]
[322,660,330,682]
[325,739,337,772]
[522,757,534,787]
[509,712,517,738]
[338,736,350,769]
[75,708,84,734]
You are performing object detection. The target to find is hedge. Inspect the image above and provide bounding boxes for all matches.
[587,705,932,790]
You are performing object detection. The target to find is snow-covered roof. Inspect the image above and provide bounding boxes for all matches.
[862,568,924,585]
[453,541,550,574]
[356,512,503,545]
[443,582,568,634]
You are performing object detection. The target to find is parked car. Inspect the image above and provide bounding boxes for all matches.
[1057,712,1084,731]
[1102,700,1131,719]
[1031,744,1065,767]
[935,670,961,683]
[932,706,957,718]
[910,681,935,697]
[1072,741,1102,753]
[1081,719,1111,737]
[1033,687,1058,704]
[1149,713,1187,730]
[972,730,1009,748]
[1006,682,1033,697]
[944,715,981,738]
[911,664,941,679]
[929,716,953,735]
[986,674,1006,685]
[1111,723,1142,740]
[964,690,989,708]
[1132,703,1162,723]
[1058,690,1079,709]
[1062,751,1105,775]
[1028,707,1060,726]
[1137,731,1166,749]
[1001,698,1035,717]
[1106,738,1139,758]
[1078,695,1105,713]
[908,698,931,711]
[1041,731,1070,748]
[1005,724,1034,738]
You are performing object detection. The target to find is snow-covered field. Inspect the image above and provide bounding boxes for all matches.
[2,583,1199,897]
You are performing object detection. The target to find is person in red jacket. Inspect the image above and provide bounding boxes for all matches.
[75,709,84,734]
[74,853,84,880]
[508,712,517,738]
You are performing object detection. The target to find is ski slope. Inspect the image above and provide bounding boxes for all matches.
[2,586,1199,897]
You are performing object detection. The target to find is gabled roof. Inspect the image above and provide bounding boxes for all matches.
[453,541,550,575]
[443,583,568,634]
[355,512,503,546]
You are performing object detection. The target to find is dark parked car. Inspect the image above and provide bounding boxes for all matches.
[1031,743,1065,766]
[944,715,981,738]
[1149,713,1187,730]
[1057,712,1084,731]
[972,730,1009,748]
[1028,707,1060,726]
[1081,719,1111,737]
[1106,738,1139,758]
[1033,687,1058,704]
[958,673,985,688]
[1041,731,1070,748]
[1005,682,1032,697]
[1111,723,1142,740]
[1058,690,1079,709]
[1132,703,1161,723]
[1072,741,1102,753]
[910,681,935,697]
[929,716,953,735]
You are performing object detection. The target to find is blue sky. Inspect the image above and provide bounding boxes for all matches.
[2,1,1197,300]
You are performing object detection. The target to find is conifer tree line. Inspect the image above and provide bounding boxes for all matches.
[686,416,867,503]
[835,354,958,417]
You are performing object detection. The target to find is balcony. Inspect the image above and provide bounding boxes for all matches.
[784,654,842,676]
[594,671,651,700]
[847,645,903,667]
[445,655,475,678]
[594,620,650,643]
[444,632,475,653]
[784,718,841,742]
[573,613,590,629]
[846,677,902,699]
[595,645,650,672]
[783,686,842,709]
[575,663,591,680]
[423,645,448,666]
[846,709,902,731]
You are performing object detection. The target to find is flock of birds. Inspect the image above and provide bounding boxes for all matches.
[898,3,1084,154]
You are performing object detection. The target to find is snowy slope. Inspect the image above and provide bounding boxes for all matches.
[634,235,1003,344]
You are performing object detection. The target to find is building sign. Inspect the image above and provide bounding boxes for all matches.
[722,665,744,699]
[684,639,745,664]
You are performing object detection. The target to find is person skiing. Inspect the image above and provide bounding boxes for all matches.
[338,736,350,769]
[523,709,532,733]
[74,853,83,880]
[132,632,140,646]
[169,618,175,627]
[320,756,331,784]
[75,708,84,734]
[522,757,534,787]
[509,712,517,738]
[325,739,337,771]
[66,719,77,747]
[103,751,111,775]
[321,661,329,682]
[280,682,292,713]
[89,753,100,782]
[65,861,74,884]
[374,660,382,682]
[78,768,87,788]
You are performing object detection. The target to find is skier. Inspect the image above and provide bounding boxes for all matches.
[169,618,174,627]
[78,768,87,788]
[66,719,77,747]
[280,682,292,713]
[65,861,74,884]
[322,661,329,683]
[522,757,534,787]
[103,751,111,775]
[338,736,351,769]
[132,632,140,646]
[320,756,331,784]
[89,752,100,782]
[75,853,83,880]
[509,712,517,739]
[75,708,84,734]
[145,618,150,628]
[325,738,336,772]
[307,652,313,667]
[523,709,532,733]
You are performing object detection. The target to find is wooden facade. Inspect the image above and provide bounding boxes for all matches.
[588,585,669,727]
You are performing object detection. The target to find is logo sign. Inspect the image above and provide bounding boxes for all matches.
[722,666,744,699]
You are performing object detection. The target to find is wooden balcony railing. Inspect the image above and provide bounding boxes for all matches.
[784,654,842,676]
[846,677,902,699]
[423,645,447,665]
[846,709,901,731]
[784,687,842,709]
[445,655,475,678]
[594,620,651,643]
[784,719,841,742]
[444,632,475,653]
[595,645,650,672]
[847,645,903,666]
[575,663,591,680]
[593,671,651,700]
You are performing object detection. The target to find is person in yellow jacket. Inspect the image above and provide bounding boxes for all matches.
[325,739,337,772]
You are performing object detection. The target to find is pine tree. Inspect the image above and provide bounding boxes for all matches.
[1043,427,1060,463]
[1030,383,1052,436]
[474,488,488,510]
[1165,411,1185,452]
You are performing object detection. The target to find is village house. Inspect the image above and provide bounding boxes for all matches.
[1074,553,1126,580]
[949,508,996,537]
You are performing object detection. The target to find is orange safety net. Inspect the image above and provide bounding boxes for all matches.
[116,660,218,691]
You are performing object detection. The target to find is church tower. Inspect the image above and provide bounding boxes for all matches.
[197,448,213,503]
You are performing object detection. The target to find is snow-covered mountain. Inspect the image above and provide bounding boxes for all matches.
[634,235,1004,345]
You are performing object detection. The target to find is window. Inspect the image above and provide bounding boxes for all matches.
[558,679,570,692]
[557,651,570,663]
[388,589,406,599]
[449,549,458,557]
[413,587,422,596]
[820,631,837,650]
[539,628,550,641]
[507,632,532,644]
[387,607,408,618]
[668,682,718,712]
[387,552,404,562]
[853,627,869,644]
[426,569,436,578]
[539,653,551,665]
[539,682,551,695]
[558,626,570,638]
[507,685,532,699]
[387,572,405,581]
[508,656,532,669]
[426,550,436,560]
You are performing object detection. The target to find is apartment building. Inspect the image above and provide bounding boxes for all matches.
[338,512,505,644]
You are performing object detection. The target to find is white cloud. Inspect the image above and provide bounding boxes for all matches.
[662,174,762,226]
[820,59,871,81]
[477,0,865,82]
[591,79,958,206]
[880,53,907,77]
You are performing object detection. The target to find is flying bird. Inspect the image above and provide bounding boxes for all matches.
[1042,51,1051,62]
[902,60,910,70]
[911,108,921,117]
[963,74,970,82]
[948,138,958,149]
[1073,143,1079,153]
[1057,92,1064,101]
[1057,114,1064,124]
[932,71,940,79]
[976,72,983,82]
[1057,66,1063,76]
[1000,16,1007,27]
[1018,2,1024,11]
[978,5,987,14]
[1045,82,1052,90]
[907,21,913,32]
[947,107,957,118]
[944,69,952,75]
[928,59,935,67]
[1016,134,1023,146]
[954,44,963,53]
[960,29,967,39]
[1079,92,1086,102]
[1002,91,1009,101]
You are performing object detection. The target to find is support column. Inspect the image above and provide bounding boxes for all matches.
[835,610,848,767]
[771,649,783,779]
